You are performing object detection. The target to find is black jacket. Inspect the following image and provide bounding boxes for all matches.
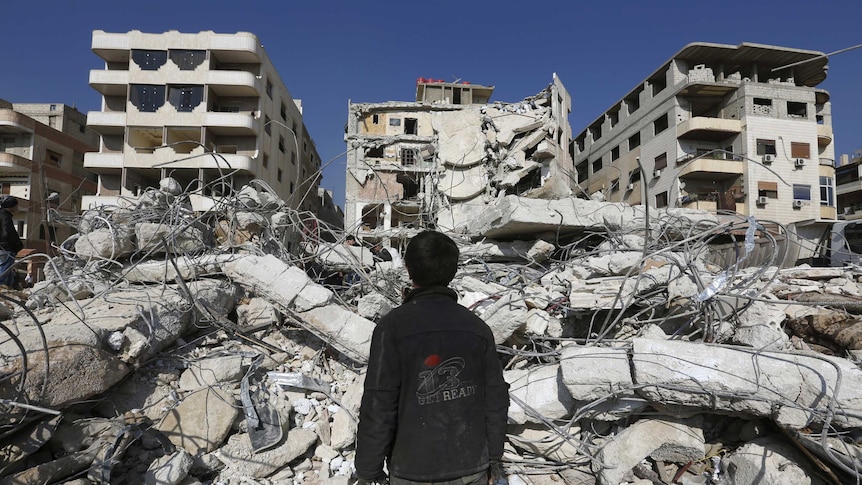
[355,286,509,482]
[0,209,22,254]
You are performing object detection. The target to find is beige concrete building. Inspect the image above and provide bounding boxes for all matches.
[572,42,837,229]
[85,30,321,212]
[0,100,99,277]
[344,75,572,242]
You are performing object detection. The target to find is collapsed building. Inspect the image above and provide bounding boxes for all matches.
[2,175,862,484]
[344,75,573,243]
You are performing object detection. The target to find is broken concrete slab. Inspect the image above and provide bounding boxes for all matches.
[156,387,240,455]
[460,240,555,263]
[479,292,528,344]
[144,449,193,485]
[560,345,634,403]
[217,427,317,479]
[236,297,281,327]
[722,437,818,485]
[298,305,376,363]
[178,355,246,391]
[74,227,136,260]
[506,364,573,424]
[508,423,583,463]
[136,222,205,255]
[222,254,310,309]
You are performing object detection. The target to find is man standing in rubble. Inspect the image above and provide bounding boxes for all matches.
[356,231,509,485]
[0,196,22,288]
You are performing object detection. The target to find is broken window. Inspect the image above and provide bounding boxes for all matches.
[629,169,641,183]
[791,142,810,159]
[628,132,641,150]
[401,148,416,166]
[169,49,205,70]
[266,79,273,98]
[793,184,811,200]
[609,109,619,128]
[576,162,588,183]
[129,84,166,112]
[820,176,834,206]
[589,121,602,141]
[656,191,668,208]
[651,77,666,96]
[361,204,384,229]
[131,50,167,70]
[397,173,419,199]
[654,153,668,171]
[756,139,777,156]
[575,134,586,152]
[653,113,669,135]
[46,149,62,166]
[404,118,418,135]
[372,114,380,125]
[366,146,384,159]
[592,157,602,174]
[626,93,640,114]
[754,98,772,107]
[611,178,620,192]
[753,98,772,116]
[787,101,807,118]
[611,146,620,161]
[758,181,778,199]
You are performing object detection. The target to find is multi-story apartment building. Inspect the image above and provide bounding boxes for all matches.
[86,30,321,213]
[572,42,836,228]
[0,99,99,275]
[345,75,572,241]
[836,152,862,218]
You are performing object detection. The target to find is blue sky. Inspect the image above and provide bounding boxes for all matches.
[3,0,861,208]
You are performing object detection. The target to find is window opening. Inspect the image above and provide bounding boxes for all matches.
[820,176,834,206]
[756,139,777,156]
[656,191,668,208]
[654,153,668,171]
[793,184,811,200]
[653,113,669,134]
[628,132,641,149]
[611,146,620,161]
[131,50,167,70]
[791,142,810,159]
[757,181,778,199]
[592,157,602,174]
[401,148,416,166]
[787,101,807,118]
[404,118,418,135]
[169,50,205,70]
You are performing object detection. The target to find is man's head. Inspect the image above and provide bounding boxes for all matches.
[404,231,459,287]
[0,196,18,211]
[345,235,356,246]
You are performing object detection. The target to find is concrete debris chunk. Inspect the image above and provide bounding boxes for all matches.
[178,355,245,391]
[157,387,240,455]
[217,427,317,479]
[505,364,573,424]
[723,437,819,485]
[144,449,193,485]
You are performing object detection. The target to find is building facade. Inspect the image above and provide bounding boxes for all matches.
[86,30,321,213]
[344,75,572,241]
[0,100,99,274]
[572,42,836,226]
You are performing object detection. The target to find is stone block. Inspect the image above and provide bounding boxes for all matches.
[144,449,193,485]
[506,364,573,424]
[136,222,204,255]
[178,355,245,391]
[75,228,136,260]
[357,293,394,320]
[157,388,239,455]
[222,255,310,309]
[218,427,317,478]
[294,282,334,312]
[723,437,818,485]
[299,305,376,363]
[560,345,633,402]
[480,292,528,344]
[236,297,280,327]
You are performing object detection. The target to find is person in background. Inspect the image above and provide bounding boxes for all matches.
[0,196,23,288]
[356,230,509,485]
[370,242,392,263]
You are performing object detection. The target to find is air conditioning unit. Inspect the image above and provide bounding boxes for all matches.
[794,158,806,167]
[762,154,775,164]
[653,169,662,178]
[793,199,805,208]
[757,196,769,205]
[626,183,635,191]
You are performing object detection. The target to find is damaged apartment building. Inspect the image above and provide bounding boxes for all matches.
[85,30,321,213]
[344,75,573,241]
[572,42,837,261]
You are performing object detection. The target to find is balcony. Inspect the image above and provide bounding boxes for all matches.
[678,156,744,180]
[838,179,862,197]
[89,70,129,96]
[87,111,127,135]
[676,117,742,141]
[204,112,258,136]
[208,32,263,64]
[0,110,35,134]
[817,125,833,148]
[207,70,261,97]
[84,152,124,172]
[0,153,32,174]
[91,31,131,63]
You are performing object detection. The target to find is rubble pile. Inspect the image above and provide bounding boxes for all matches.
[2,178,862,484]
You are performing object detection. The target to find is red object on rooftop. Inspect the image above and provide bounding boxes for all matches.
[417,77,427,84]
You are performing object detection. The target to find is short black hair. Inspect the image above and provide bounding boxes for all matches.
[404,231,459,287]
[346,235,356,242]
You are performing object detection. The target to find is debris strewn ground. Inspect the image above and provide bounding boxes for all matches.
[2,178,861,485]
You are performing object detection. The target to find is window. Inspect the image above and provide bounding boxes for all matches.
[280,102,287,121]
[611,146,620,161]
[654,153,668,171]
[820,176,834,206]
[129,84,166,112]
[303,141,308,153]
[610,178,619,192]
[262,153,269,168]
[279,136,286,153]
[367,146,384,158]
[575,134,586,152]
[291,152,296,165]
[787,101,807,118]
[791,142,810,159]
[629,169,642,183]
[656,191,668,208]
[290,182,295,194]
[167,85,203,112]
[592,157,602,174]
[576,162,588,183]
[266,79,273,98]
[169,50,205,70]
[589,121,602,141]
[756,139,777,156]
[131,50,167,70]
[405,118,418,135]
[390,118,402,127]
[46,149,62,166]
[277,168,283,182]
[793,184,811,200]
[372,114,380,125]
[401,147,416,166]
[758,181,778,199]
[264,116,271,135]
[609,110,619,128]
[753,98,773,116]
[754,98,772,107]
[651,77,666,96]
[626,93,640,114]
[628,132,641,150]
[49,104,57,111]
[653,113,669,135]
